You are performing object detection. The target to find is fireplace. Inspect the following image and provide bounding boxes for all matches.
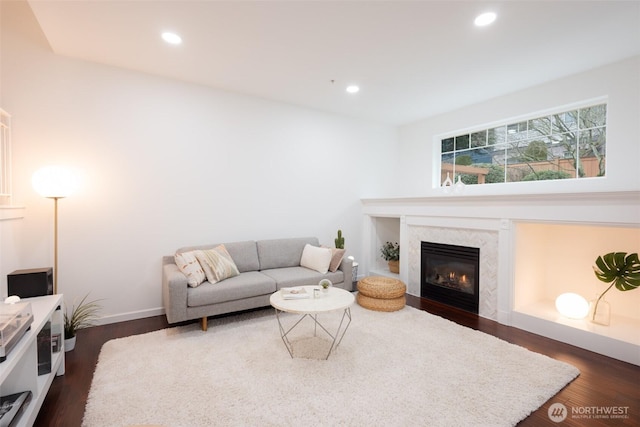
[421,241,480,313]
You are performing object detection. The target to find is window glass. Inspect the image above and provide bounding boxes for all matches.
[580,104,606,128]
[455,134,470,150]
[439,102,606,187]
[507,121,528,142]
[442,137,454,153]
[528,116,551,138]
[470,131,486,148]
[488,126,506,145]
[552,110,578,133]
[578,127,606,177]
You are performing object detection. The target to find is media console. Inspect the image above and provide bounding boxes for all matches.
[0,295,64,426]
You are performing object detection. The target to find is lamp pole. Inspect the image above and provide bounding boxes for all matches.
[32,165,77,295]
[52,196,62,294]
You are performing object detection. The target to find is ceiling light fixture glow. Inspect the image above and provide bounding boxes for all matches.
[162,32,182,45]
[346,85,360,94]
[474,12,497,27]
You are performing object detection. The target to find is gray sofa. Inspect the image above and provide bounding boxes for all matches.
[162,237,353,330]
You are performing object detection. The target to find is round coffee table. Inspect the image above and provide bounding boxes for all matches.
[270,286,354,359]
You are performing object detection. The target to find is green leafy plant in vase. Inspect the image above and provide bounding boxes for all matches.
[319,279,332,293]
[380,241,400,274]
[64,294,102,351]
[591,252,640,325]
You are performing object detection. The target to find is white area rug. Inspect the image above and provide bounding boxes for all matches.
[83,305,579,427]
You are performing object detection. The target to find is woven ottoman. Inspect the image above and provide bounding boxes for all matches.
[357,276,406,312]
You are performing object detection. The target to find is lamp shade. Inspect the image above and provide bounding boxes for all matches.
[555,293,589,319]
[32,166,77,198]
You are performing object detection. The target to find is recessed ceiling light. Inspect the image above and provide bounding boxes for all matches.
[346,85,360,94]
[474,12,497,27]
[162,32,182,45]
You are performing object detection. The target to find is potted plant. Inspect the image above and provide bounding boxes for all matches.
[335,230,345,249]
[319,279,332,294]
[380,241,400,274]
[591,252,640,325]
[64,294,102,351]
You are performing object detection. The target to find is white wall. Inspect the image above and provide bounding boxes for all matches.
[0,1,398,322]
[396,56,640,197]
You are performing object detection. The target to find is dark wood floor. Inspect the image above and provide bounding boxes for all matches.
[36,295,639,426]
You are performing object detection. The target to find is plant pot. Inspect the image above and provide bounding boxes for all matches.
[388,260,399,274]
[64,336,76,352]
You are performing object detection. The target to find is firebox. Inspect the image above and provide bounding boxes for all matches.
[421,241,479,313]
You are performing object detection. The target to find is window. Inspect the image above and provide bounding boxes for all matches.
[440,102,607,186]
[0,109,11,202]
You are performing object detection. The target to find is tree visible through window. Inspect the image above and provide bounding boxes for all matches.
[440,103,607,186]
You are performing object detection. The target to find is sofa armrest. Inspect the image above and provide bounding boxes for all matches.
[162,261,189,323]
[338,257,354,291]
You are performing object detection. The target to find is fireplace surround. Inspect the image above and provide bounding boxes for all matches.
[361,191,640,365]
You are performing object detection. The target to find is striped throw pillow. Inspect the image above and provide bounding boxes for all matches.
[195,245,240,284]
[175,251,207,287]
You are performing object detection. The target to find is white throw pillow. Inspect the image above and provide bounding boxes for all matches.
[300,244,332,274]
[175,251,206,288]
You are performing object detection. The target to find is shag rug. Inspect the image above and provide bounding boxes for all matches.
[83,305,579,427]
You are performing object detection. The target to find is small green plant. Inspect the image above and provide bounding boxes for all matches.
[64,294,102,339]
[319,279,332,289]
[335,229,345,249]
[380,242,400,261]
[591,252,640,321]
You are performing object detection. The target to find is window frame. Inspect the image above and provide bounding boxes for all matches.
[434,97,608,190]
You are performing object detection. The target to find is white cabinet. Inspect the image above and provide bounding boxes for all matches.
[0,295,65,426]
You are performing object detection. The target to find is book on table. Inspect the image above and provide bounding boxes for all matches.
[281,287,310,299]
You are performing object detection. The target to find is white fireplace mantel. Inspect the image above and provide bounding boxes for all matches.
[361,190,640,365]
[362,191,640,225]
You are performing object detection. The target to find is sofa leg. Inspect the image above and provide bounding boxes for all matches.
[201,316,208,331]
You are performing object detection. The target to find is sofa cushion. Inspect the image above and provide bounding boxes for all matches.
[300,244,332,274]
[261,266,344,289]
[222,241,260,273]
[257,237,319,270]
[195,245,240,284]
[187,271,276,307]
[174,251,207,287]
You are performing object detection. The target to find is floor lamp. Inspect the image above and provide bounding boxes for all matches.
[32,166,77,294]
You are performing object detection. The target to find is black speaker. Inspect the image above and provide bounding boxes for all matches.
[7,268,53,298]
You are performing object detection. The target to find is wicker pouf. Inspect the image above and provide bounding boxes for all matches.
[357,276,406,312]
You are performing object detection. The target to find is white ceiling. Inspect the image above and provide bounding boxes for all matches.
[27,1,640,125]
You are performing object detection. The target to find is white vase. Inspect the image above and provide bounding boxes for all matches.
[64,336,76,352]
[442,172,453,193]
[454,176,466,193]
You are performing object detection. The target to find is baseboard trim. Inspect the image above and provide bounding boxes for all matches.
[96,307,165,326]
